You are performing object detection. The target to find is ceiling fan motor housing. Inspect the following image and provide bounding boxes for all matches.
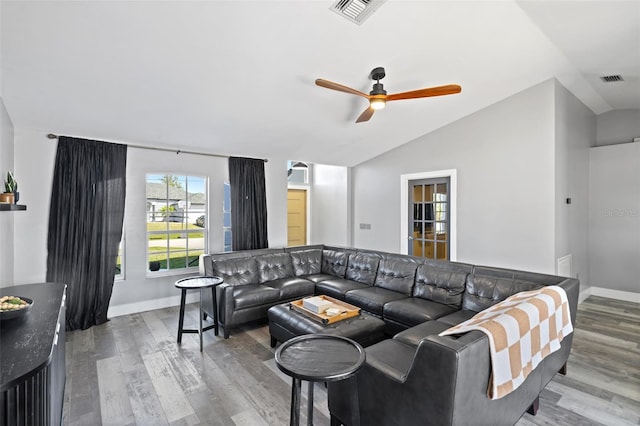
[370,83,386,96]
[370,67,387,95]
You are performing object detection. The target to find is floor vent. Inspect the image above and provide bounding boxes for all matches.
[330,0,387,25]
[600,75,624,82]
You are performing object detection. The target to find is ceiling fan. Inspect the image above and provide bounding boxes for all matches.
[315,67,462,123]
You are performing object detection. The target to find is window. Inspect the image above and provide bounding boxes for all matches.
[287,161,309,185]
[223,182,232,252]
[401,170,457,260]
[409,178,449,260]
[146,174,207,273]
[115,237,125,279]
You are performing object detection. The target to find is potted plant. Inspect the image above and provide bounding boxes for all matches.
[3,172,18,204]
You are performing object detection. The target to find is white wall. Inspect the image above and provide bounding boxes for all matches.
[310,164,351,246]
[596,109,640,146]
[265,155,289,248]
[0,97,15,287]
[12,130,290,314]
[352,80,557,274]
[589,142,640,294]
[13,129,56,285]
[553,81,595,291]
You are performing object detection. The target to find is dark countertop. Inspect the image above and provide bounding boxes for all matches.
[0,282,66,391]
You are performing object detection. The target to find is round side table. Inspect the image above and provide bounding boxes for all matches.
[175,275,223,352]
[275,334,365,426]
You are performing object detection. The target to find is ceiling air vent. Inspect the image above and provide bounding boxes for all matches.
[330,0,387,25]
[600,75,624,82]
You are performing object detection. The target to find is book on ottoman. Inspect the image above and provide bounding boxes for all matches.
[303,296,333,314]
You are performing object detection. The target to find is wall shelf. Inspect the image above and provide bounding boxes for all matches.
[0,204,26,211]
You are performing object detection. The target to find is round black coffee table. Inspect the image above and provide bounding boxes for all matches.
[175,275,223,351]
[275,334,365,426]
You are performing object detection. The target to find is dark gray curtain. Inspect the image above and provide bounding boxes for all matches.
[229,157,268,250]
[46,137,127,331]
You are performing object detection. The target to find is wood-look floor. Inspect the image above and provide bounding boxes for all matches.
[62,296,640,425]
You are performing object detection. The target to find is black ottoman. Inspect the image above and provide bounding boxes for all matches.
[268,302,386,348]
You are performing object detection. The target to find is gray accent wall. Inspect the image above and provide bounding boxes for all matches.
[352,80,558,274]
[554,80,595,291]
[589,142,640,294]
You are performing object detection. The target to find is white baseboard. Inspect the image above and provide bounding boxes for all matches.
[579,286,640,304]
[107,292,200,318]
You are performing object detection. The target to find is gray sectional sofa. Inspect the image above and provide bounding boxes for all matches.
[199,244,579,426]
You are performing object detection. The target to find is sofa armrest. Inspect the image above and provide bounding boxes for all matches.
[362,339,416,383]
[199,254,213,276]
[217,283,236,326]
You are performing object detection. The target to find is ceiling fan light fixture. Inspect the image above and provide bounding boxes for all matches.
[369,81,387,110]
[370,97,386,110]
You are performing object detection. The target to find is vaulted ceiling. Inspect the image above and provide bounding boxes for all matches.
[2,1,638,166]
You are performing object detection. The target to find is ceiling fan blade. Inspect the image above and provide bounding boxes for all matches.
[316,79,368,98]
[356,106,375,123]
[386,84,462,101]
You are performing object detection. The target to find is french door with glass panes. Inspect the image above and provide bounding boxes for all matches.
[408,178,450,260]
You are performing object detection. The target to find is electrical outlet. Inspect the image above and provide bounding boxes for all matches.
[359,223,371,230]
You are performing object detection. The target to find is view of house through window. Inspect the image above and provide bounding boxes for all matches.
[146,174,207,273]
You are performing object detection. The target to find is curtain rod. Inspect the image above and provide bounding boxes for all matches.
[46,133,268,162]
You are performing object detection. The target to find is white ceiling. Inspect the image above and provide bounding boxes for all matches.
[1,1,638,166]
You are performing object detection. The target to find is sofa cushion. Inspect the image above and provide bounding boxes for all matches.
[413,265,467,307]
[374,259,419,295]
[290,249,322,277]
[393,320,451,347]
[345,287,409,316]
[462,274,543,312]
[383,298,458,328]
[345,252,382,285]
[233,284,281,309]
[265,277,315,300]
[315,278,370,300]
[256,253,294,284]
[212,257,259,286]
[321,249,349,278]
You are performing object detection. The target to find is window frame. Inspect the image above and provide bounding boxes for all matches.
[145,173,208,276]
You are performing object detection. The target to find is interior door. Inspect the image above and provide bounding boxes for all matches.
[408,178,449,260]
[287,189,307,246]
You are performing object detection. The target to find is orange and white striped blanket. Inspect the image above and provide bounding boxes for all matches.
[439,286,573,400]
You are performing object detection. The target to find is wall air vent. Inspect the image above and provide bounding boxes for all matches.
[330,0,387,25]
[600,75,624,82]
